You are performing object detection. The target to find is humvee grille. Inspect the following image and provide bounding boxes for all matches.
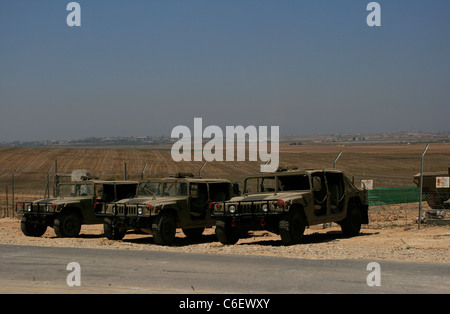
[235,203,263,214]
[116,205,137,216]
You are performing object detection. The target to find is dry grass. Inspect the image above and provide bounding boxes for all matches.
[0,142,449,203]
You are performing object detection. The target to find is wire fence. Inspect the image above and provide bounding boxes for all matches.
[0,144,449,229]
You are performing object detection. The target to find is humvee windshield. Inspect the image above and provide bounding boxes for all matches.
[138,181,163,196]
[57,183,94,197]
[244,174,310,194]
[138,181,187,197]
[163,182,187,196]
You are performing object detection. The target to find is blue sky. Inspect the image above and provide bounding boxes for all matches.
[0,0,449,141]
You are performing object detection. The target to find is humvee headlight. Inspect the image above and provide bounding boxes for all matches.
[27,206,32,212]
[45,205,50,212]
[138,206,143,215]
[262,204,269,212]
[228,205,236,214]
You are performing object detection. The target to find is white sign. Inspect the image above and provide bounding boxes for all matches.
[361,180,374,190]
[436,177,450,188]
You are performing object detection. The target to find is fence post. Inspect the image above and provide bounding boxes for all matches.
[54,160,58,197]
[198,161,208,178]
[261,158,271,173]
[5,185,8,217]
[11,166,19,218]
[141,163,147,180]
[45,164,54,198]
[418,144,429,230]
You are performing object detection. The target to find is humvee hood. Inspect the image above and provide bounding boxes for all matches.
[145,196,186,206]
[115,196,186,206]
[230,191,310,202]
[414,171,448,177]
[114,197,151,204]
[33,196,92,205]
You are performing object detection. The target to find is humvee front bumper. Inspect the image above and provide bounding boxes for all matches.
[16,202,59,224]
[211,199,288,217]
[95,202,157,219]
[211,199,288,229]
[16,202,58,215]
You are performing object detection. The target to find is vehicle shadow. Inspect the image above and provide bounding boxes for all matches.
[238,230,379,247]
[78,234,105,239]
[118,230,378,247]
[48,234,105,239]
[121,233,219,246]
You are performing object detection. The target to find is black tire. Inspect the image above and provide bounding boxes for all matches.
[182,227,205,239]
[152,212,176,245]
[54,210,81,238]
[104,218,126,240]
[279,209,306,246]
[20,216,47,237]
[215,220,239,245]
[341,202,362,236]
[425,193,447,209]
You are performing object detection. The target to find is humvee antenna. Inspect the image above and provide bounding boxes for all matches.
[198,161,208,178]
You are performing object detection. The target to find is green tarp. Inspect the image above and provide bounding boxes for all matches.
[368,186,420,206]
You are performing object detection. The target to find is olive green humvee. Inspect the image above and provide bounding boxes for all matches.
[16,180,138,237]
[414,167,450,209]
[211,169,368,245]
[96,174,237,245]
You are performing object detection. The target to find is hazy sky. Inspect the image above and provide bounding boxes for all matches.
[1,0,449,141]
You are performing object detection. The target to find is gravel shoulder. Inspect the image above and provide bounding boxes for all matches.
[1,217,448,264]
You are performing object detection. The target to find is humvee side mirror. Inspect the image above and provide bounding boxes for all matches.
[190,184,199,198]
[312,177,322,192]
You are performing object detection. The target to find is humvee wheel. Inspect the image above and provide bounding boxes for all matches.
[340,202,362,236]
[20,216,47,237]
[425,193,447,209]
[104,218,126,240]
[152,212,176,245]
[279,209,306,246]
[215,220,239,245]
[54,211,81,238]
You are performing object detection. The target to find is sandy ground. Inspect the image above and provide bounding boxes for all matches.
[0,217,448,264]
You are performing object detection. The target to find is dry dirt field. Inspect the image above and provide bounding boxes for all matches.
[1,142,450,189]
[1,216,448,264]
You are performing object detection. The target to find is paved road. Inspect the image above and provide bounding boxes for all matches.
[0,244,448,294]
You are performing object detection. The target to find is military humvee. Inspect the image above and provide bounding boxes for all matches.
[413,167,450,209]
[211,169,369,245]
[16,180,138,237]
[96,173,237,245]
